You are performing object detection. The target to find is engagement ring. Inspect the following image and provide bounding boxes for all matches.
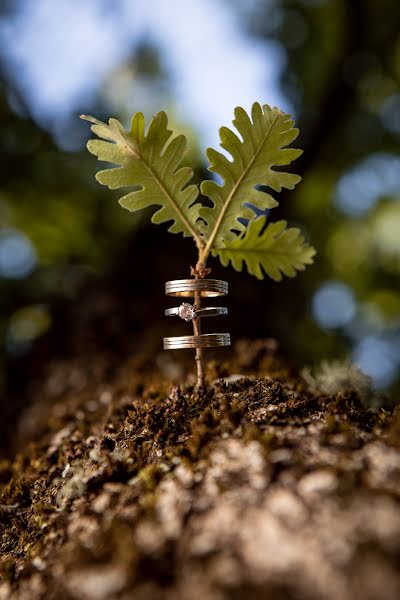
[165,303,228,322]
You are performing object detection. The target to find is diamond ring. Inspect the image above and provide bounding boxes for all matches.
[165,303,228,322]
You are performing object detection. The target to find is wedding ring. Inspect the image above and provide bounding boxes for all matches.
[163,333,230,350]
[164,278,230,350]
[165,279,228,297]
[165,303,228,321]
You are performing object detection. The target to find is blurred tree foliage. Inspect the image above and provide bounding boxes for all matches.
[0,0,400,399]
[235,0,400,389]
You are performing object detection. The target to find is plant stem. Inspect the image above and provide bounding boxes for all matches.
[193,287,205,390]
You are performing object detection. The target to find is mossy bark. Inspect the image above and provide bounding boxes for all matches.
[1,340,400,600]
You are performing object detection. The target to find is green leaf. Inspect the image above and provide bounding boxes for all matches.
[213,217,316,281]
[200,103,302,251]
[81,112,202,242]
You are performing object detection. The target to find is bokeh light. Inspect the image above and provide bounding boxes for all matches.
[380,93,400,135]
[373,202,400,262]
[0,228,36,279]
[334,153,400,217]
[312,281,356,329]
[6,304,51,356]
[353,335,399,389]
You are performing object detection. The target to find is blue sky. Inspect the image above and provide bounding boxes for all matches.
[0,0,287,147]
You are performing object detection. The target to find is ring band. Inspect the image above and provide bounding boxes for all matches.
[165,279,228,297]
[165,305,228,321]
[163,333,231,350]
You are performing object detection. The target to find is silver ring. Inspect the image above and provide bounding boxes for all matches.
[165,279,228,297]
[163,333,231,350]
[165,303,228,322]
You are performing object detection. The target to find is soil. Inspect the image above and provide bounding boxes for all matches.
[1,339,400,600]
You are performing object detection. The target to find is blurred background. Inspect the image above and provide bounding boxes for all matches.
[1,0,400,427]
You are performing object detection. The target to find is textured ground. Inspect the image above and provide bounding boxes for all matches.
[1,340,400,600]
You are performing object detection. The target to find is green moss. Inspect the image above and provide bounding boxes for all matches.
[0,559,16,582]
[134,464,164,492]
[0,476,32,507]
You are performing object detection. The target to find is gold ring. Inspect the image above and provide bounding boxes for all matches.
[165,279,228,297]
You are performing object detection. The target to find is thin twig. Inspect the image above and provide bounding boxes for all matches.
[193,288,205,390]
[191,262,208,390]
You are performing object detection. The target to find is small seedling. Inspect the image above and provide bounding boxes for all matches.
[81,103,315,388]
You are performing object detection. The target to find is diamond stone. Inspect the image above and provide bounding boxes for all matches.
[178,303,195,321]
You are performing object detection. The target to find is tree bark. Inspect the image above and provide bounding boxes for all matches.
[1,340,399,600]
